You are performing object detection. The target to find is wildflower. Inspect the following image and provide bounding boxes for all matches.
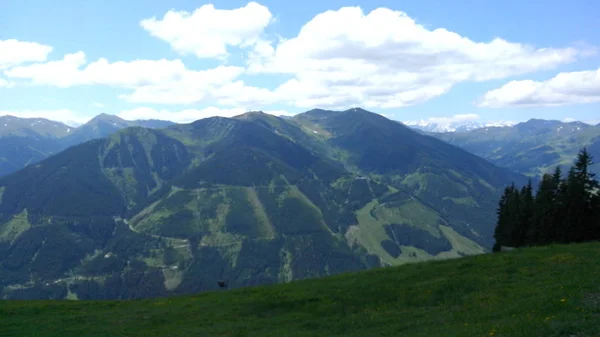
[560,298,566,302]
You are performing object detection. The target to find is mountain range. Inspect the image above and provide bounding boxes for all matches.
[430,119,600,177]
[0,108,526,300]
[0,113,174,177]
[405,120,516,133]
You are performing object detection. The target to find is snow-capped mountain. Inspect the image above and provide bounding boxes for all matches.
[404,120,516,133]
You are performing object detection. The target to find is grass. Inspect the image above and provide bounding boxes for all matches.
[0,209,31,243]
[1,242,599,337]
[354,199,485,266]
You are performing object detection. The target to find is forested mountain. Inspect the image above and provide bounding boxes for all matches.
[432,119,600,177]
[0,114,174,177]
[0,108,527,300]
[493,148,600,251]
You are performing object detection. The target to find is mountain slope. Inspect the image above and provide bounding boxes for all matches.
[58,113,175,147]
[0,115,72,138]
[0,117,374,299]
[0,114,175,178]
[2,242,599,337]
[0,109,527,300]
[434,119,600,176]
[291,108,527,249]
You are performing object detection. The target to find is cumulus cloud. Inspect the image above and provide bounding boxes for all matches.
[476,67,600,108]
[93,102,105,108]
[3,4,588,111]
[0,78,14,88]
[117,106,293,123]
[6,51,242,88]
[119,66,246,104]
[0,39,53,70]
[140,2,273,59]
[6,51,247,104]
[248,6,582,109]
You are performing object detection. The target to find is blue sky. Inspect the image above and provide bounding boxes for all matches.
[1,0,599,126]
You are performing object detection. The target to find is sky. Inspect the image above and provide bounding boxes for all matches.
[1,0,599,127]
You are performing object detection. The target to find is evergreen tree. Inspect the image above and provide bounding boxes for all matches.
[561,149,597,242]
[529,174,557,245]
[504,184,522,247]
[493,147,600,251]
[493,186,511,252]
[516,180,534,247]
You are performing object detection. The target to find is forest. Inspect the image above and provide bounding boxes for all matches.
[493,148,600,250]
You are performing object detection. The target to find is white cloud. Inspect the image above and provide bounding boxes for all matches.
[117,106,292,123]
[248,6,582,109]
[5,52,241,88]
[93,102,105,108]
[0,39,53,70]
[477,67,600,108]
[3,5,590,110]
[6,52,247,105]
[0,78,14,88]
[140,2,273,59]
[120,65,245,104]
[0,109,92,126]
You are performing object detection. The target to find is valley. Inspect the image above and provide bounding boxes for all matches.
[428,119,600,177]
[0,108,526,300]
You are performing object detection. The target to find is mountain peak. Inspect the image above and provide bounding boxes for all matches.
[234,110,269,120]
[88,113,127,124]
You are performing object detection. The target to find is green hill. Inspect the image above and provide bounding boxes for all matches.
[0,109,528,300]
[1,242,599,337]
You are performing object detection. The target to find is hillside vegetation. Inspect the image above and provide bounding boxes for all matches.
[0,109,526,300]
[493,148,600,250]
[1,242,599,337]
[434,119,600,177]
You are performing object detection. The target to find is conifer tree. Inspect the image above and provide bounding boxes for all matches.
[493,186,511,252]
[516,180,534,247]
[493,147,600,251]
[529,174,555,245]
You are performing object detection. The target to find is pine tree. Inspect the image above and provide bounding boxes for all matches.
[494,147,600,250]
[529,173,557,245]
[504,184,522,247]
[561,148,598,242]
[516,180,534,247]
[574,148,600,241]
[493,186,511,252]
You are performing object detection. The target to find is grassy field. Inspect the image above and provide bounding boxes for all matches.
[2,243,599,337]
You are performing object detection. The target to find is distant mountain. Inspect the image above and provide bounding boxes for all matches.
[405,120,516,133]
[0,114,175,177]
[433,119,600,177]
[0,108,526,300]
[0,115,72,138]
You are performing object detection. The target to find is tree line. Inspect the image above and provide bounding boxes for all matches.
[493,148,600,251]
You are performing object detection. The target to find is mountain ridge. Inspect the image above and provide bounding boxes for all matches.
[0,113,175,177]
[0,108,528,299]
[432,118,600,177]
